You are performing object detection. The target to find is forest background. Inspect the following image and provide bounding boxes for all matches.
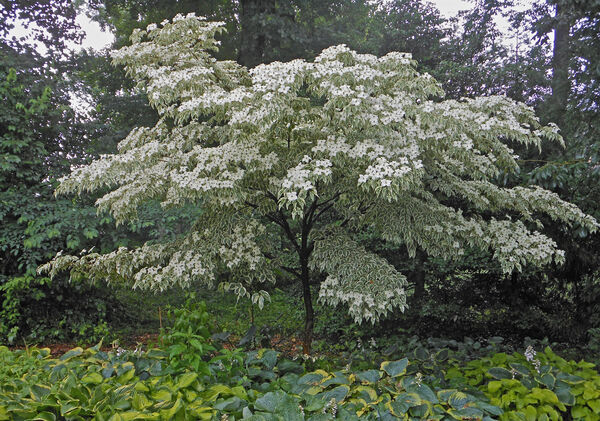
[1,0,599,357]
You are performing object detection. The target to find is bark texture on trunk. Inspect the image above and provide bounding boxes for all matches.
[238,0,274,68]
[550,2,571,126]
[300,252,314,355]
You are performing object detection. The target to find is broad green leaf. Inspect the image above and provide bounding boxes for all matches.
[32,412,56,421]
[321,385,350,402]
[488,381,503,394]
[356,369,381,384]
[81,372,103,385]
[30,384,51,401]
[161,398,182,419]
[175,372,198,389]
[407,384,438,404]
[488,367,513,380]
[555,387,575,406]
[151,389,172,402]
[380,358,408,377]
[391,393,421,415]
[59,347,83,361]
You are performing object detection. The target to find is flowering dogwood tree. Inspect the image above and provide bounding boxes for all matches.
[41,14,598,352]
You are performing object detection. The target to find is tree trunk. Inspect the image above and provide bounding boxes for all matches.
[549,1,570,126]
[410,249,426,302]
[300,251,314,354]
[238,0,273,68]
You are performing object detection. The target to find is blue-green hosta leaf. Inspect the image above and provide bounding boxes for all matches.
[449,407,485,419]
[409,403,429,418]
[554,387,575,406]
[407,384,438,404]
[356,369,381,384]
[353,385,379,403]
[536,373,556,389]
[446,390,470,410]
[298,371,328,386]
[29,384,51,401]
[390,392,421,415]
[101,366,115,379]
[321,372,350,387]
[305,414,336,421]
[248,367,277,382]
[508,362,530,376]
[214,396,245,411]
[488,367,513,380]
[556,373,585,385]
[303,394,327,412]
[277,359,303,375]
[59,400,81,417]
[414,347,429,360]
[320,385,350,402]
[436,349,450,362]
[32,412,56,421]
[254,391,302,420]
[257,349,279,370]
[380,358,408,377]
[521,375,536,389]
[477,401,504,416]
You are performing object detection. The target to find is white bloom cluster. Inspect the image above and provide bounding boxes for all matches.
[319,276,406,323]
[280,156,332,203]
[218,222,265,271]
[250,59,308,94]
[486,219,564,272]
[178,86,251,113]
[358,156,414,187]
[311,229,407,324]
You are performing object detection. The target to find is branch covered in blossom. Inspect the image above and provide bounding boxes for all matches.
[42,14,598,324]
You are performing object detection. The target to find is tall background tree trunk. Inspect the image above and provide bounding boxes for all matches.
[549,1,570,127]
[238,0,274,68]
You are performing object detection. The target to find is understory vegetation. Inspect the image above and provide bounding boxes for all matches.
[2,300,600,420]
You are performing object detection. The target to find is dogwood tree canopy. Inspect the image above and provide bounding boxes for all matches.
[41,14,597,330]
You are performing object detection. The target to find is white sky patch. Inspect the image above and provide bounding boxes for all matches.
[8,13,114,53]
[432,0,471,17]
[69,13,114,52]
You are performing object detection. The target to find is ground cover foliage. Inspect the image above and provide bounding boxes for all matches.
[2,302,600,421]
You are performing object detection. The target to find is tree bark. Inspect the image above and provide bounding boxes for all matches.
[300,250,314,354]
[410,249,426,302]
[238,0,274,68]
[549,1,570,126]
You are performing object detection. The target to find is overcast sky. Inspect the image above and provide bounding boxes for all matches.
[11,0,534,53]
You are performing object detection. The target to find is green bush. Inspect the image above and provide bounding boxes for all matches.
[0,275,120,345]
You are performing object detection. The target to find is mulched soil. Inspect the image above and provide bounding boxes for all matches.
[10,332,305,358]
